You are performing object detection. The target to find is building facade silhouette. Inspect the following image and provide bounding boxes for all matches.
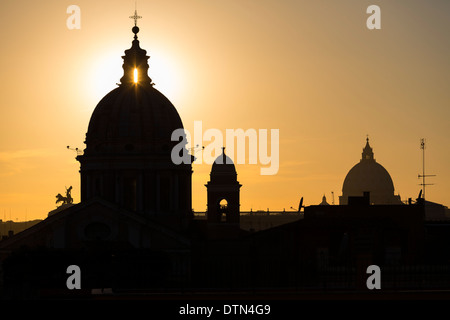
[77,25,193,230]
[1,15,449,298]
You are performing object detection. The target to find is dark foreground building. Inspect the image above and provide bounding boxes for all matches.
[1,16,450,299]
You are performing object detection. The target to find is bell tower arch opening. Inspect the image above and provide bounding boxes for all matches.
[218,198,229,222]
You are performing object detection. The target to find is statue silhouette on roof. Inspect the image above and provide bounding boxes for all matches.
[56,186,73,207]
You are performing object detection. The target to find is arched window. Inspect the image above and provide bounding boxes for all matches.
[218,199,228,222]
[219,199,228,210]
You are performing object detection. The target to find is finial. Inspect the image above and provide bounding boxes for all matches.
[130,10,142,27]
[129,5,142,39]
[366,134,369,143]
[220,147,228,164]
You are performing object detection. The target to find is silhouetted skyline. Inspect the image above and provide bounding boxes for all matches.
[1,2,450,301]
[0,1,449,222]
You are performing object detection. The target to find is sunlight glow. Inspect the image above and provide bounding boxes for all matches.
[86,50,122,101]
[133,68,138,83]
[150,50,184,103]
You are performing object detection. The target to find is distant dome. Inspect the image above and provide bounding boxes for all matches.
[319,195,330,205]
[343,160,394,198]
[85,85,184,156]
[339,138,402,205]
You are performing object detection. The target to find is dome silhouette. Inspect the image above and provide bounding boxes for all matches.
[339,138,402,205]
[85,85,184,156]
[211,147,236,174]
[208,148,238,185]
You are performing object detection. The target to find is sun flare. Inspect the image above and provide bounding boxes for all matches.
[133,68,138,83]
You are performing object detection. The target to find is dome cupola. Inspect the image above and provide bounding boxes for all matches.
[362,137,374,161]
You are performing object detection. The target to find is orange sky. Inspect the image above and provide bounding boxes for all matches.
[0,0,449,221]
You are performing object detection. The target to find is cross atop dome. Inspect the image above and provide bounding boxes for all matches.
[129,8,142,40]
[129,9,142,27]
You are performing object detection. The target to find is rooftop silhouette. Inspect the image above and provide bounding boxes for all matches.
[0,9,449,300]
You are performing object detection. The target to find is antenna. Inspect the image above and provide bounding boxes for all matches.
[418,138,435,200]
[189,144,205,155]
[67,145,83,156]
[331,191,335,205]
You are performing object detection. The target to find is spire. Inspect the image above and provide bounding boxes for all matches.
[130,6,142,27]
[215,147,228,165]
[221,147,226,164]
[119,9,153,86]
[362,135,374,161]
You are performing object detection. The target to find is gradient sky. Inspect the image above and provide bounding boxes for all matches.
[0,0,449,221]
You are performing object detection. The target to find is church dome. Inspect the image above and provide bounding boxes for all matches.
[77,15,193,221]
[85,85,183,156]
[340,138,401,205]
[83,24,184,156]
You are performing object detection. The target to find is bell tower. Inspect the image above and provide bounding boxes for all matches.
[205,148,241,227]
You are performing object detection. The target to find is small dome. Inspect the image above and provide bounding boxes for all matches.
[211,148,236,174]
[209,148,238,184]
[319,195,330,205]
